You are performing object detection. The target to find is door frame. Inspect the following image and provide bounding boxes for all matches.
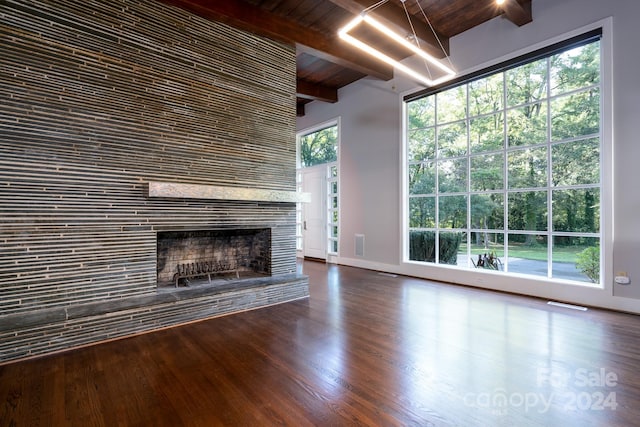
[296,118,341,262]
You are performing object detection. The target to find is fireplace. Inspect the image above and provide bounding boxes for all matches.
[157,228,271,287]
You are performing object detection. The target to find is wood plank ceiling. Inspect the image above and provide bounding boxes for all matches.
[158,0,532,116]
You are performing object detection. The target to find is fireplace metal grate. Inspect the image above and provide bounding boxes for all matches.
[173,260,240,287]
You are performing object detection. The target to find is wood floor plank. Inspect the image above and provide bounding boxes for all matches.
[1,260,640,426]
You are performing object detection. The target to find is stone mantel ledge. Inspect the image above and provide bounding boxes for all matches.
[147,181,311,203]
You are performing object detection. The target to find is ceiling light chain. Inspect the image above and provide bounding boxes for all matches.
[400,1,418,46]
[399,0,434,81]
[413,0,455,71]
[362,0,390,14]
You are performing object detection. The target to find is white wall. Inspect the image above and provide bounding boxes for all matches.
[297,0,640,313]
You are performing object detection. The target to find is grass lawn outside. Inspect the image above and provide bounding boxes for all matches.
[459,243,590,264]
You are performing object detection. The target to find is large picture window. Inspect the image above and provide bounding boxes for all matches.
[404,31,602,285]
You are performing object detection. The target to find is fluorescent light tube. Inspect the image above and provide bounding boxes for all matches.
[338,13,456,86]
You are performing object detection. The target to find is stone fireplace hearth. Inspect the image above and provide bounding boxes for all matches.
[157,229,271,287]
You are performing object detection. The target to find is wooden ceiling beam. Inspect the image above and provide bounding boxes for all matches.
[296,103,307,117]
[500,0,532,27]
[296,80,339,103]
[326,0,450,58]
[157,0,394,81]
[295,44,391,81]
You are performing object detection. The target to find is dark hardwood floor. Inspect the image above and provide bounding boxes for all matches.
[2,260,640,426]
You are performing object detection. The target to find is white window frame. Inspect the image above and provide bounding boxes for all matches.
[401,20,613,292]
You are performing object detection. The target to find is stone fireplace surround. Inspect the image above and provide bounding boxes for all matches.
[0,0,308,364]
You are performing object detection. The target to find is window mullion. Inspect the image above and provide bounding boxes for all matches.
[503,70,509,271]
[546,56,553,279]
[466,84,471,265]
[434,95,439,263]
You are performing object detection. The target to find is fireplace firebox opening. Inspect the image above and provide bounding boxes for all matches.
[157,228,271,287]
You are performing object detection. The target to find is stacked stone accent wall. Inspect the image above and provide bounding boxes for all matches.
[0,0,305,363]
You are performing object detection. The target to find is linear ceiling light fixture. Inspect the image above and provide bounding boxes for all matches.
[338,0,456,87]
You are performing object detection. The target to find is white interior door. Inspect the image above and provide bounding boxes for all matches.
[302,166,326,260]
